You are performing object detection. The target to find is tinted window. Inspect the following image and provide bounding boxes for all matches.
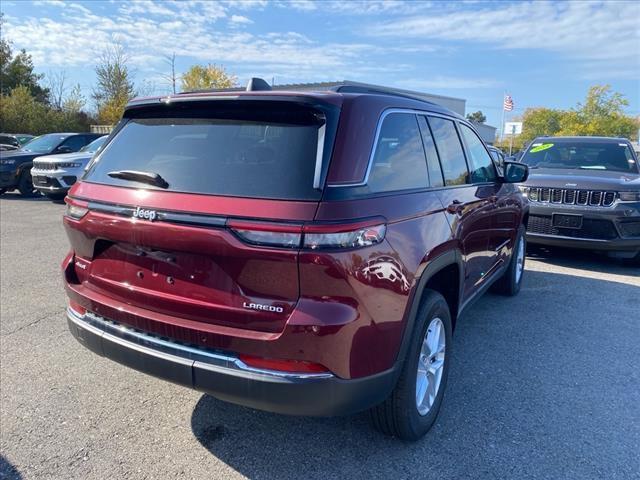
[417,116,444,187]
[20,134,68,154]
[521,140,639,173]
[61,135,88,152]
[85,104,330,200]
[80,136,107,153]
[459,124,497,183]
[428,117,468,186]
[367,113,429,193]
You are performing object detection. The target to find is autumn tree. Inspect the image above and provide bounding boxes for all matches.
[519,85,638,144]
[92,42,136,125]
[181,64,237,92]
[0,16,49,102]
[466,111,486,123]
[558,85,638,139]
[520,108,564,144]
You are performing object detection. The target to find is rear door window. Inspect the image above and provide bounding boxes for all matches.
[367,113,429,193]
[459,124,497,183]
[84,103,332,200]
[428,117,469,186]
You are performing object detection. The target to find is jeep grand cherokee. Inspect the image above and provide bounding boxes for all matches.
[519,136,640,262]
[62,80,529,440]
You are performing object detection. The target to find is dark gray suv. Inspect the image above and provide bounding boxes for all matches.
[519,136,640,262]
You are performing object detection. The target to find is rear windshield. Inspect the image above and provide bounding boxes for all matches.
[521,139,639,174]
[84,102,335,200]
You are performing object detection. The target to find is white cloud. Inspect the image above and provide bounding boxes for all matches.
[229,14,253,24]
[32,0,66,6]
[368,1,640,79]
[395,76,501,90]
[2,2,376,76]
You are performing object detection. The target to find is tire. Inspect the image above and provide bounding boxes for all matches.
[44,192,67,202]
[17,170,39,197]
[0,188,6,195]
[491,225,526,296]
[370,290,452,441]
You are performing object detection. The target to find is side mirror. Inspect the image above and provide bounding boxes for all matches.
[503,161,529,183]
[56,145,72,153]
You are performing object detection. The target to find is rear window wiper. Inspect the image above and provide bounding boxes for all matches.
[107,170,169,189]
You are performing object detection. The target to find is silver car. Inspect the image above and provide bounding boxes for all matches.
[31,136,106,200]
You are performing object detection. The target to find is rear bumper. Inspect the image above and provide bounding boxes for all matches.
[67,307,397,416]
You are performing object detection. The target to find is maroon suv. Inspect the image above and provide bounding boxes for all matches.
[62,81,529,440]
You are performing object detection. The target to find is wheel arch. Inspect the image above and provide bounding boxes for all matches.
[393,249,463,366]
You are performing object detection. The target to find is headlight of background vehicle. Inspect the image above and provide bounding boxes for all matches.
[517,186,529,196]
[58,162,83,168]
[618,191,640,202]
[0,158,16,165]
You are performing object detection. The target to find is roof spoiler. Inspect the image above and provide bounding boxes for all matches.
[246,77,272,92]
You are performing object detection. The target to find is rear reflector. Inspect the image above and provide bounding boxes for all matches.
[238,354,329,373]
[69,300,86,316]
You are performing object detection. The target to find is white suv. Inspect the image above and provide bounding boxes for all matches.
[31,136,106,200]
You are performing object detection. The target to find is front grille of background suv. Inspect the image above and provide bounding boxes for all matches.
[526,215,619,240]
[527,187,616,207]
[32,161,57,171]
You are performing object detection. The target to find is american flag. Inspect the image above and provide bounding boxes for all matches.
[503,94,514,112]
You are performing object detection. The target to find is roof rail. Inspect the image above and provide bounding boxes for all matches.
[331,84,438,107]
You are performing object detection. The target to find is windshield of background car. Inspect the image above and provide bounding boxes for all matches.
[17,135,34,145]
[84,102,336,200]
[80,136,106,153]
[20,134,66,154]
[521,140,639,174]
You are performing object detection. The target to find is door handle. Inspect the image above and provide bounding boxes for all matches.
[447,200,464,215]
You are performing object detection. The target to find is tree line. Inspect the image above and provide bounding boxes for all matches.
[0,23,237,134]
[495,85,638,152]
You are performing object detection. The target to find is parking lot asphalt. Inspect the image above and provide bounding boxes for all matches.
[1,193,639,480]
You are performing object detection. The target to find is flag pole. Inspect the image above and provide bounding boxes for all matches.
[500,91,506,143]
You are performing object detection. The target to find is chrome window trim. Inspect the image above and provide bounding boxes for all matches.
[313,124,326,189]
[327,109,461,188]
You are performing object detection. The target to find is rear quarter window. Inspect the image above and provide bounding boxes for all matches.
[366,113,429,193]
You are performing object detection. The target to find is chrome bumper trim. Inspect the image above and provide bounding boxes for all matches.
[67,307,334,380]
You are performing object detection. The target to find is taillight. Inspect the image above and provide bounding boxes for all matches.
[228,220,302,249]
[238,354,329,374]
[68,299,86,316]
[64,199,89,220]
[228,218,387,250]
[303,224,386,250]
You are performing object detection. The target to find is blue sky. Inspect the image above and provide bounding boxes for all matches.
[2,0,639,129]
